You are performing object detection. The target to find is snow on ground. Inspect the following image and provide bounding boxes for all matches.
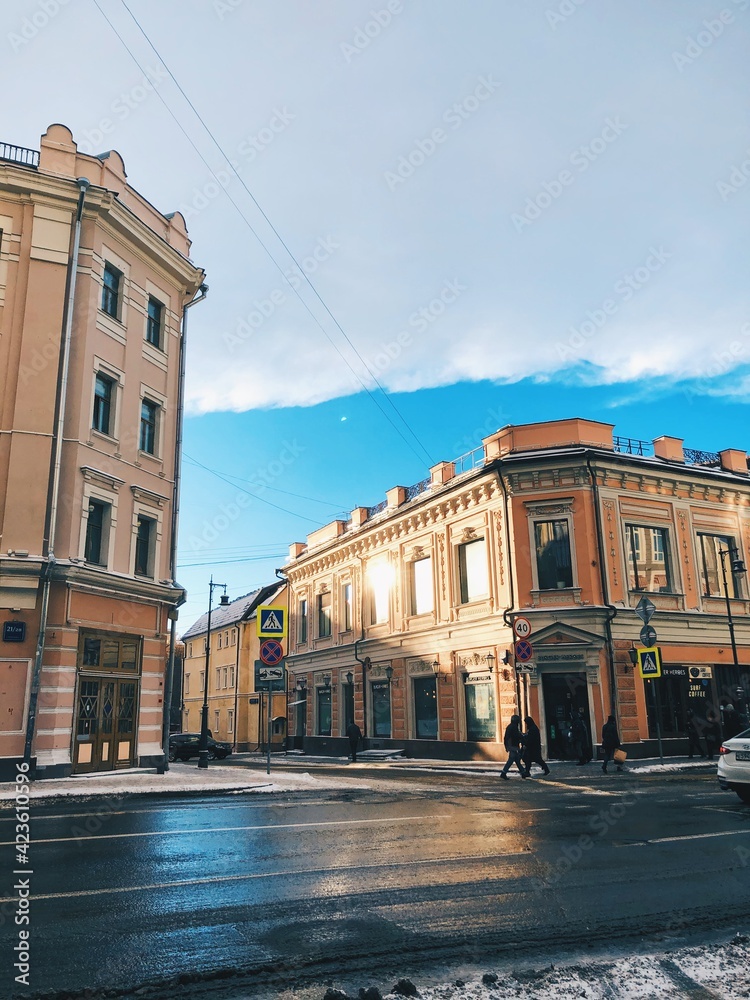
[345,936,750,1000]
[0,764,370,803]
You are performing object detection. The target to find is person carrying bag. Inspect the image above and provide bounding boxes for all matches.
[601,715,625,773]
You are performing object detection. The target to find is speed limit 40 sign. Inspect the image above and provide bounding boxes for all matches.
[513,616,532,639]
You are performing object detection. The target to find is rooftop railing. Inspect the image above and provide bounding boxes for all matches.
[0,143,39,168]
[613,435,652,456]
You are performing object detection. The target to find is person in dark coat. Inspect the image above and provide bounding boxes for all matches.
[522,716,550,777]
[704,710,721,760]
[601,715,623,773]
[346,721,362,762]
[571,712,590,765]
[686,709,706,759]
[500,714,526,779]
[722,704,744,740]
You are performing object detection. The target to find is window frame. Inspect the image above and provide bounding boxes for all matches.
[134,514,155,578]
[457,537,488,605]
[101,262,122,319]
[139,398,159,455]
[298,598,308,644]
[533,518,574,591]
[625,523,675,594]
[409,555,434,615]
[317,591,332,638]
[697,533,742,599]
[92,373,115,436]
[341,582,353,632]
[84,498,109,566]
[146,296,164,349]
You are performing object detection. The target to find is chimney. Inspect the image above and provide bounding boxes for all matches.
[652,436,684,462]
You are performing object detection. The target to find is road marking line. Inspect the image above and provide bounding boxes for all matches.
[0,850,530,904]
[0,813,450,847]
[620,829,749,847]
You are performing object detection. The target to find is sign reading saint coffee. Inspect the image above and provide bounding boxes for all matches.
[3,621,26,643]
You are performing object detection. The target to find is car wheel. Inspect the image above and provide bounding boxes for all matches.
[207,748,217,760]
[168,748,177,763]
[735,787,750,805]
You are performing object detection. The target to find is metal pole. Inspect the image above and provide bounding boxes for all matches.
[198,578,214,770]
[266,682,273,775]
[719,547,740,670]
[653,679,664,765]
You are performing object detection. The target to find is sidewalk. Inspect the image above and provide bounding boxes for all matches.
[0,754,716,804]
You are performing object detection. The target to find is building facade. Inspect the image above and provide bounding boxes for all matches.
[181,583,288,751]
[283,418,749,760]
[0,125,205,779]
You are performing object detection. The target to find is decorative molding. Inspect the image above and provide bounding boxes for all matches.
[524,498,574,518]
[130,485,169,507]
[81,466,126,491]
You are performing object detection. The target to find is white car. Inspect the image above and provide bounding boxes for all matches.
[718,727,750,804]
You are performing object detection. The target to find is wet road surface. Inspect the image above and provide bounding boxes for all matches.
[1,765,749,998]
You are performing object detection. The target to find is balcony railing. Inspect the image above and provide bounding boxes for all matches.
[684,448,720,466]
[0,143,39,168]
[613,435,652,456]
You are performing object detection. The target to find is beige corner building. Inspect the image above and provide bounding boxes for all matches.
[181,583,288,751]
[0,125,205,778]
[284,418,749,761]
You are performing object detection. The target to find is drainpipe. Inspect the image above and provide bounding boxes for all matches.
[160,283,208,772]
[24,177,89,774]
[494,463,522,717]
[585,453,619,719]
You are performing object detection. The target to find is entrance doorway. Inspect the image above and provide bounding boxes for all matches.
[73,677,138,772]
[542,671,592,760]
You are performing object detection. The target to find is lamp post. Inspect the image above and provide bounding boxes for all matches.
[719,544,746,673]
[199,576,229,769]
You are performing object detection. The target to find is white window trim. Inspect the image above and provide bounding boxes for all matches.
[455,534,489,605]
[621,521,677,594]
[98,246,131,329]
[129,500,164,580]
[90,359,125,444]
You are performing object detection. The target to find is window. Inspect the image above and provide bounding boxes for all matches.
[414,676,438,739]
[214,710,220,732]
[199,670,204,690]
[298,599,308,643]
[698,534,742,598]
[188,643,192,658]
[458,538,488,603]
[134,515,154,577]
[410,557,434,615]
[229,666,235,687]
[342,583,353,632]
[231,631,236,645]
[84,500,109,565]
[371,680,391,737]
[317,687,332,735]
[367,560,391,624]
[93,374,114,435]
[223,667,228,688]
[217,633,222,649]
[465,678,496,741]
[146,296,163,348]
[626,525,673,592]
[102,263,121,318]
[140,399,158,455]
[227,710,234,734]
[216,667,221,689]
[317,591,332,638]
[185,674,190,696]
[80,633,140,673]
[534,520,573,590]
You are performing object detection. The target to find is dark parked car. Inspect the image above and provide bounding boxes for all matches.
[168,732,232,762]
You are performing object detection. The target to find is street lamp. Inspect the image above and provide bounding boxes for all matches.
[199,577,229,770]
[346,670,353,686]
[484,651,495,671]
[719,544,746,673]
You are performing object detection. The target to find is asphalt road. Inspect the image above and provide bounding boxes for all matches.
[1,764,749,999]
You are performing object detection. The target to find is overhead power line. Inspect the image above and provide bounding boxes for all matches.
[91,0,434,468]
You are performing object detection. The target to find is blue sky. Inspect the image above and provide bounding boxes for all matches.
[4,0,748,628]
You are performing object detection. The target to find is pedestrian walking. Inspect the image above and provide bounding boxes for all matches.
[722,703,744,740]
[686,709,706,759]
[522,716,550,777]
[571,711,590,765]
[601,715,623,773]
[500,714,526,779]
[346,721,362,763]
[704,711,721,760]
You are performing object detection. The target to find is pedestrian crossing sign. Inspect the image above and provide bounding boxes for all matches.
[257,606,287,638]
[637,646,662,679]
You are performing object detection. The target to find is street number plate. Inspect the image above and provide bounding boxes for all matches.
[735,751,750,760]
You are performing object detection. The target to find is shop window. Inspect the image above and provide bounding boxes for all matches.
[317,687,332,735]
[371,680,391,737]
[465,678,496,740]
[626,525,674,592]
[410,557,434,615]
[534,519,573,590]
[413,676,438,739]
[458,538,488,603]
